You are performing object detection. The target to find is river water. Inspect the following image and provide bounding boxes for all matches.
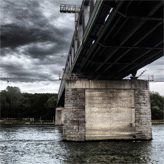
[0,124,163,164]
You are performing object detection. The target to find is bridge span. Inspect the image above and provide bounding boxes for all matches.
[56,0,164,141]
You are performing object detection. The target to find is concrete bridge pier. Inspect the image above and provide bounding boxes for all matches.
[55,107,64,125]
[63,79,152,141]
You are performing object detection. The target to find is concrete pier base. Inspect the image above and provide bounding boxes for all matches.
[55,107,64,125]
[63,79,152,141]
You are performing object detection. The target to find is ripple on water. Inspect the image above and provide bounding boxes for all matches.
[0,124,164,164]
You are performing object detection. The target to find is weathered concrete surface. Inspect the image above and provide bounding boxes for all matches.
[55,107,64,125]
[63,79,152,141]
[85,89,135,140]
[63,89,85,141]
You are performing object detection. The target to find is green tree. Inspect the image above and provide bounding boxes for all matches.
[44,96,57,120]
[1,86,58,120]
[6,86,24,118]
[0,90,10,118]
[150,92,164,120]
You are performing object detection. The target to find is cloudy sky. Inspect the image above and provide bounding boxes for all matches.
[0,0,164,95]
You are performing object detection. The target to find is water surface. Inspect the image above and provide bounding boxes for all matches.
[0,124,163,164]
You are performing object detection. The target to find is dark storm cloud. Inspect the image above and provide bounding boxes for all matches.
[25,43,56,57]
[34,55,67,66]
[0,0,75,86]
[1,0,74,56]
[1,24,43,48]
[0,0,83,92]
[0,48,12,56]
[0,61,59,82]
[0,0,79,53]
[1,0,52,25]
[24,41,69,59]
[1,23,71,49]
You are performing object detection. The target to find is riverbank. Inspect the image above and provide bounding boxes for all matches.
[1,119,163,125]
[0,120,54,125]
[152,120,164,124]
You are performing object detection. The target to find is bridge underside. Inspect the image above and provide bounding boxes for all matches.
[56,0,163,141]
[73,0,163,80]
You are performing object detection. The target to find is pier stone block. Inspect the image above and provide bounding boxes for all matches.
[63,79,152,141]
[63,88,85,141]
[55,107,64,125]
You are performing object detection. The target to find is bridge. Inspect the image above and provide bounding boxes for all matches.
[56,0,164,141]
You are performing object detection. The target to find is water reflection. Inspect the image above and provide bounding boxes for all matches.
[62,140,152,163]
[0,124,163,164]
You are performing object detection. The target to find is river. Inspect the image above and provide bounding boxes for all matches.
[0,124,164,164]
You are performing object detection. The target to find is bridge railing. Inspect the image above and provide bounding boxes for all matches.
[58,79,65,101]
[63,0,99,73]
[60,4,81,13]
[57,0,100,102]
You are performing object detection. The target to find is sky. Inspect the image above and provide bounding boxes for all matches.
[0,0,164,95]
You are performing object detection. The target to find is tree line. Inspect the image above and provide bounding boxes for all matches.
[0,86,57,120]
[0,86,164,120]
[150,92,164,120]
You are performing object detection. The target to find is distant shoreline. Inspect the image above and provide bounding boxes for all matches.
[0,119,163,125]
[0,120,54,125]
[152,120,164,124]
